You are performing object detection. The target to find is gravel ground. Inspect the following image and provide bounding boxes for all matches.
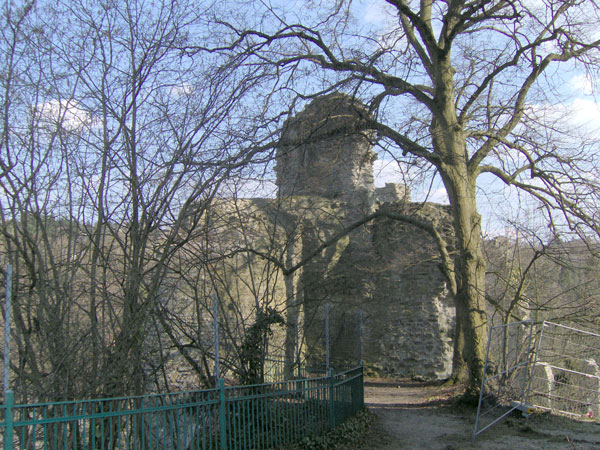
[362,378,600,449]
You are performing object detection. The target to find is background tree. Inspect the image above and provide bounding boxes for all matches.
[155,191,294,388]
[198,0,600,396]
[486,231,600,330]
[0,0,267,401]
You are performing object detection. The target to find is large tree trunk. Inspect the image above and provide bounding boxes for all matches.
[431,56,489,397]
[443,166,488,398]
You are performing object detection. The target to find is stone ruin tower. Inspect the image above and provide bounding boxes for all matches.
[276,93,377,215]
[276,93,455,379]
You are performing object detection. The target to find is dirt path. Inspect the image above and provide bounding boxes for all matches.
[362,379,600,449]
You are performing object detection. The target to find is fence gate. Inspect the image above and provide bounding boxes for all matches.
[474,320,535,439]
[474,320,600,440]
[526,321,600,420]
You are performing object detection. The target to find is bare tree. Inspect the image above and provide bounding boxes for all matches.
[195,0,600,396]
[486,231,600,329]
[155,192,293,387]
[0,0,267,400]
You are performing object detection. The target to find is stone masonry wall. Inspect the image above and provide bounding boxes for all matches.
[275,94,456,379]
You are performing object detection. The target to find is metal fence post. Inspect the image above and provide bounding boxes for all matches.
[356,309,361,365]
[4,389,14,450]
[524,321,545,406]
[213,293,220,384]
[296,322,301,379]
[218,378,226,450]
[4,264,12,396]
[473,322,495,441]
[328,368,335,429]
[360,361,365,408]
[325,303,329,372]
[519,319,536,404]
[3,266,13,450]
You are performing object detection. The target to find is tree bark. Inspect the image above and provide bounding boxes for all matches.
[442,166,488,396]
[449,318,468,384]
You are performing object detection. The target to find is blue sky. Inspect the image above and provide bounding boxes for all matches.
[358,0,600,235]
[225,0,600,238]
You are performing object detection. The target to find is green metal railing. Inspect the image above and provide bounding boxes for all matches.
[0,365,364,449]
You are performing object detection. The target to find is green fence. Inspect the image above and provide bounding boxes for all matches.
[0,365,364,449]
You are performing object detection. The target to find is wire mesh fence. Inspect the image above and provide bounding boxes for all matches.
[526,322,600,420]
[475,320,600,440]
[474,320,535,438]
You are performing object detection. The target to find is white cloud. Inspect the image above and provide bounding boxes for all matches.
[568,97,600,132]
[363,1,392,25]
[169,83,195,97]
[570,74,594,96]
[36,99,94,131]
[372,159,402,187]
[527,96,600,140]
[414,186,449,204]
